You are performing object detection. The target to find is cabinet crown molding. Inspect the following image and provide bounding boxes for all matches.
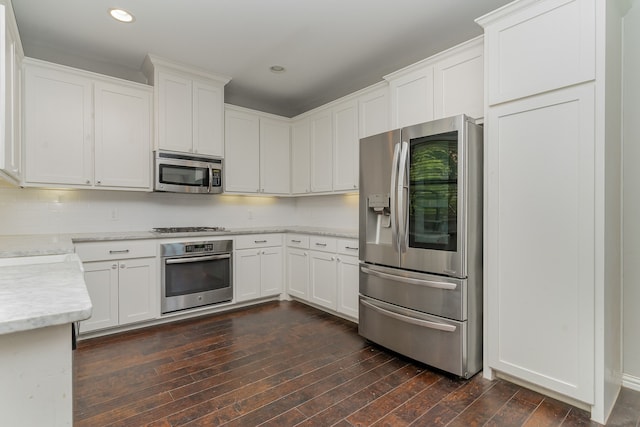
[142,53,231,85]
[383,35,483,82]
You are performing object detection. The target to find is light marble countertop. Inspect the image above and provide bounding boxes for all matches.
[0,226,358,258]
[0,253,92,335]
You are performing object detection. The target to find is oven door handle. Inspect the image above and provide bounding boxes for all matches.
[360,299,456,332]
[165,254,230,265]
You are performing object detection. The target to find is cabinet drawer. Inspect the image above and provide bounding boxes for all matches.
[75,240,156,262]
[337,239,359,256]
[235,233,283,249]
[286,234,310,249]
[309,236,337,253]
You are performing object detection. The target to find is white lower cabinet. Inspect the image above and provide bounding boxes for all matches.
[288,234,359,320]
[76,241,158,334]
[336,253,359,319]
[286,234,311,299]
[234,234,284,302]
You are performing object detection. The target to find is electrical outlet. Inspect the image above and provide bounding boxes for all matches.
[111,208,119,221]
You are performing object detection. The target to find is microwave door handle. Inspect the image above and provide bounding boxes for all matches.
[397,141,409,253]
[208,165,213,193]
[390,142,401,251]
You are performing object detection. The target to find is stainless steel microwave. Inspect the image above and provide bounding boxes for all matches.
[154,150,223,194]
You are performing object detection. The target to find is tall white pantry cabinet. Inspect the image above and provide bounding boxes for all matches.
[477,0,628,423]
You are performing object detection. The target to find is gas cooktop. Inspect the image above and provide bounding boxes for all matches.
[152,226,226,233]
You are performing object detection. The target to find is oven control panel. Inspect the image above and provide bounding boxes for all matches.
[185,243,214,253]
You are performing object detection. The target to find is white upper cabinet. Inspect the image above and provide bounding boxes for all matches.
[94,82,151,189]
[24,63,93,186]
[309,108,333,193]
[142,54,230,157]
[332,98,358,191]
[193,80,224,156]
[260,117,290,194]
[434,37,484,120]
[0,2,22,183]
[480,0,595,105]
[358,84,389,138]
[224,108,260,192]
[386,36,485,127]
[224,106,290,194]
[23,59,152,190]
[291,117,311,194]
[387,65,434,128]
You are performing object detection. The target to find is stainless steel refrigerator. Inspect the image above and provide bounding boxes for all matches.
[358,114,483,378]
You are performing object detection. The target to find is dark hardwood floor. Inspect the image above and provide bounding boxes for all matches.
[74,301,640,426]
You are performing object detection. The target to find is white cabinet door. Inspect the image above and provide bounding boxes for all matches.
[309,109,333,192]
[332,99,358,191]
[434,40,484,120]
[287,248,309,300]
[260,117,290,194]
[336,254,359,319]
[291,117,310,194]
[94,82,151,189]
[388,65,434,128]
[486,84,595,403]
[80,261,119,333]
[260,246,283,297]
[235,249,262,302]
[359,85,389,138]
[193,79,224,157]
[24,65,93,186]
[0,7,21,182]
[482,0,595,105]
[157,70,193,153]
[309,250,337,310]
[117,257,157,326]
[224,109,260,193]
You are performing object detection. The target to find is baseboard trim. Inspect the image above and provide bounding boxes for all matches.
[623,373,640,392]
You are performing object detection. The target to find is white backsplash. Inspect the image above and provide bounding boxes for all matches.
[0,185,359,235]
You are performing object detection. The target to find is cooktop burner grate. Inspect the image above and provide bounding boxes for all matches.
[152,226,226,233]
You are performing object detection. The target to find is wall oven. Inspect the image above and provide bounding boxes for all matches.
[154,150,223,194]
[160,240,233,314]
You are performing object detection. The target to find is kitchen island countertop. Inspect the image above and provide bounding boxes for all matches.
[0,253,92,335]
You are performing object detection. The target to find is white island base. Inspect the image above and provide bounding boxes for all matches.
[0,324,73,426]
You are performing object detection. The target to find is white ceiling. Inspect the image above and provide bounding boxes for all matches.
[10,0,512,117]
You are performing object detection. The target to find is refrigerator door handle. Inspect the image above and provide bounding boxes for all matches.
[390,142,401,250]
[360,266,457,290]
[360,298,457,332]
[397,141,409,252]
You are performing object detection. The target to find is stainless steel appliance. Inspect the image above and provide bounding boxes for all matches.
[160,240,233,313]
[358,114,483,378]
[154,150,223,194]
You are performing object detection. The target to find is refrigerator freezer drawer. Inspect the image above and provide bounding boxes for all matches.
[360,263,467,321]
[358,296,481,378]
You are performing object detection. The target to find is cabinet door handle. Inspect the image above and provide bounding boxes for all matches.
[315,243,327,247]
[120,264,125,269]
[111,264,117,269]
[291,239,302,243]
[336,257,341,262]
[109,249,130,254]
[254,240,267,244]
[345,246,358,250]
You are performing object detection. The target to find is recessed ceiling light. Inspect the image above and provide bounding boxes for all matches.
[109,8,135,23]
[270,65,286,73]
